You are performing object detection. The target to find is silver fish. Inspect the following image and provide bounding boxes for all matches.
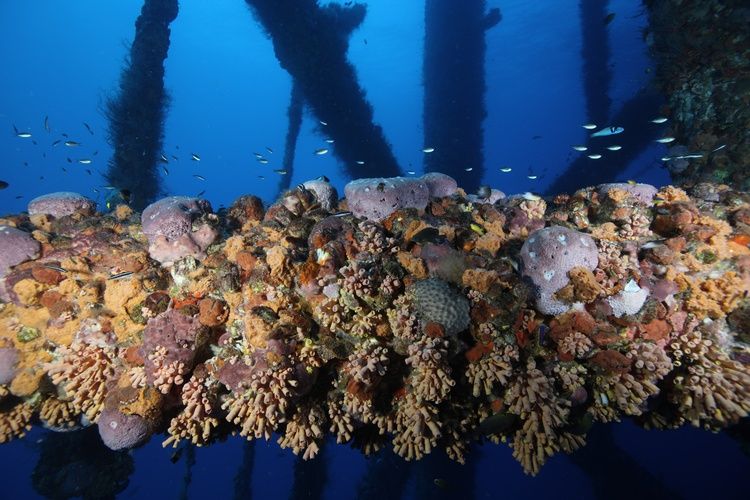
[588,154,602,159]
[64,140,80,147]
[191,153,201,161]
[651,117,668,124]
[193,174,206,181]
[422,147,435,153]
[655,137,675,144]
[315,148,329,155]
[572,145,588,152]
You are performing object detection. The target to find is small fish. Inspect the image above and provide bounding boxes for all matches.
[588,154,603,159]
[273,169,288,175]
[332,211,353,218]
[51,140,61,146]
[193,174,206,181]
[422,147,435,153]
[651,117,668,124]
[500,167,512,173]
[108,271,134,281]
[641,240,666,250]
[23,161,28,167]
[0,180,8,190]
[655,137,675,144]
[61,132,68,138]
[171,155,178,160]
[470,223,485,235]
[253,152,264,158]
[64,140,80,147]
[14,195,23,199]
[315,148,329,155]
[434,478,447,489]
[257,175,265,180]
[162,166,169,175]
[257,158,269,164]
[591,126,624,138]
[527,174,538,179]
[712,144,726,152]
[32,140,37,145]
[92,188,99,194]
[607,145,622,151]
[265,147,273,153]
[465,167,473,172]
[83,122,94,135]
[66,158,72,163]
[325,139,335,144]
[44,116,50,132]
[356,160,365,165]
[582,123,597,130]
[627,180,637,185]
[78,159,92,164]
[42,264,68,273]
[572,145,588,151]
[103,186,117,190]
[319,120,328,126]
[159,154,169,163]
[406,170,416,175]
[603,12,616,25]
[61,167,67,172]
[15,130,32,139]
[317,175,330,182]
[191,153,201,161]
[196,190,206,197]
[85,169,92,175]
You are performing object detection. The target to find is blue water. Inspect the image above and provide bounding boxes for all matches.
[0,0,745,498]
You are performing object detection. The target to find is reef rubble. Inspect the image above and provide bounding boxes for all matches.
[1,176,749,475]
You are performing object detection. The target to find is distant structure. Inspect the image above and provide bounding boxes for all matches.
[423,1,501,192]
[245,0,400,178]
[546,1,661,195]
[105,0,178,211]
[278,82,304,196]
[645,0,750,191]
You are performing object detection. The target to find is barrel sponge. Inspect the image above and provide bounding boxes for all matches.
[408,278,470,336]
[28,192,96,218]
[345,177,430,221]
[520,226,599,315]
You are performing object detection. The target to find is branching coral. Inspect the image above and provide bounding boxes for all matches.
[278,403,327,460]
[466,341,518,397]
[391,393,442,461]
[405,337,454,403]
[46,343,117,422]
[223,366,296,440]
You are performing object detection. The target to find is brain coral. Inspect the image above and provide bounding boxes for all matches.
[28,192,96,217]
[408,278,470,336]
[520,226,599,315]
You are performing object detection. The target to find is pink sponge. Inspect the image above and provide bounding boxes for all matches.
[28,192,96,218]
[520,226,599,315]
[141,196,218,266]
[0,226,41,302]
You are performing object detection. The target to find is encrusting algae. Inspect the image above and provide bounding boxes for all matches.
[0,175,749,475]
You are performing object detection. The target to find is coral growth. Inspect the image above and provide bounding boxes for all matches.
[0,176,748,475]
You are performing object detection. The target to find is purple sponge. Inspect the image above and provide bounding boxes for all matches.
[421,172,458,198]
[141,196,218,266]
[98,408,151,450]
[345,177,430,221]
[0,346,20,385]
[598,183,657,205]
[0,226,40,276]
[519,226,599,315]
[28,192,96,218]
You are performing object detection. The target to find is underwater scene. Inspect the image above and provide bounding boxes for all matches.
[1,0,749,498]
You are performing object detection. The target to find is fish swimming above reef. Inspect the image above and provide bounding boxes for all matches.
[315,148,329,155]
[591,126,624,138]
[651,117,668,124]
[13,125,31,138]
[64,140,80,147]
[582,123,597,130]
[191,153,201,161]
[603,12,616,25]
[572,145,588,151]
[0,180,8,190]
[607,145,622,151]
[655,137,675,144]
[500,167,512,173]
[588,154,602,159]
[422,147,435,153]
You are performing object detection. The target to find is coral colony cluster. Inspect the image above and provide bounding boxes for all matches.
[1,174,749,475]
